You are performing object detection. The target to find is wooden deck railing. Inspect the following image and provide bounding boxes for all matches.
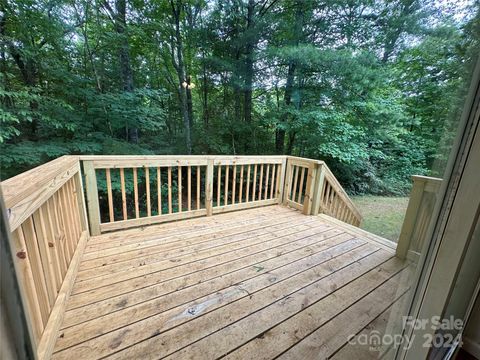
[1,154,362,358]
[1,156,89,359]
[79,155,361,235]
[80,156,286,234]
[283,156,362,225]
[396,175,442,260]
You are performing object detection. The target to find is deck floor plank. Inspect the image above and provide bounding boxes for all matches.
[67,223,337,309]
[277,268,410,360]
[55,234,366,352]
[330,292,409,360]
[52,205,409,360]
[162,253,403,360]
[81,206,295,261]
[64,226,341,322]
[76,213,314,280]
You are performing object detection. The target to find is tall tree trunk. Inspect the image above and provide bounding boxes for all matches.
[114,0,137,142]
[275,61,295,153]
[171,0,192,154]
[241,0,258,153]
[286,131,296,155]
[202,57,209,128]
[233,47,242,125]
[243,0,255,126]
[276,0,303,154]
[186,75,194,131]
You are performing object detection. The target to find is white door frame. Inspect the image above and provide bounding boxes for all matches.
[398,58,480,359]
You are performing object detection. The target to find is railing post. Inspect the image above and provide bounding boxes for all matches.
[73,162,89,234]
[278,157,287,203]
[302,164,317,215]
[282,158,292,206]
[311,163,326,216]
[205,159,214,216]
[83,161,101,236]
[396,177,426,259]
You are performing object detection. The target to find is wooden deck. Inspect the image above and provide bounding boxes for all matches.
[51,205,411,359]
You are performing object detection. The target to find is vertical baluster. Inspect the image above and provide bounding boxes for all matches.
[335,196,342,217]
[133,168,139,218]
[232,165,236,205]
[106,169,114,222]
[32,208,58,303]
[252,164,258,201]
[168,166,172,214]
[120,168,127,220]
[335,200,342,219]
[270,164,276,199]
[246,165,251,202]
[40,205,62,286]
[264,164,270,200]
[341,203,347,221]
[217,166,221,206]
[224,165,229,206]
[73,170,89,233]
[197,166,201,210]
[46,198,67,276]
[292,166,299,202]
[302,165,316,215]
[187,166,191,211]
[330,188,337,214]
[58,187,74,257]
[322,182,329,211]
[145,167,151,217]
[325,184,332,213]
[66,180,82,242]
[338,198,345,219]
[22,218,50,324]
[11,227,44,343]
[283,162,293,205]
[206,160,214,216]
[297,167,305,203]
[157,167,162,215]
[331,192,338,216]
[52,192,71,264]
[239,165,244,203]
[258,164,264,200]
[178,166,182,212]
[345,210,351,224]
[276,162,282,199]
[58,185,78,254]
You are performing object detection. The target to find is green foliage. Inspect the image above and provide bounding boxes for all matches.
[1,0,478,196]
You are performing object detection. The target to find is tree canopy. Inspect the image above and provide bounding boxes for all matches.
[1,0,478,194]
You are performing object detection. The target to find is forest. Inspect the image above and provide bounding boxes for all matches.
[1,0,479,195]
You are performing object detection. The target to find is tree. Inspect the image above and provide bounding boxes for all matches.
[1,0,477,196]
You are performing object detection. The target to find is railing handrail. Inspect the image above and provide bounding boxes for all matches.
[78,154,285,162]
[2,156,81,232]
[2,155,78,207]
